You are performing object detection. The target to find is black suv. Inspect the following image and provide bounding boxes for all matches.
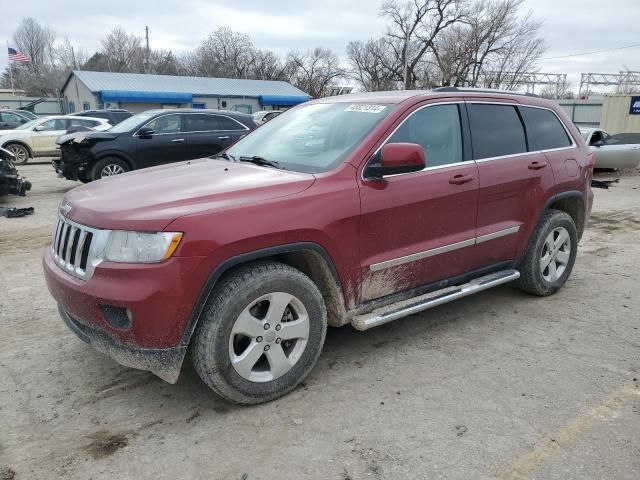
[55,109,256,182]
[69,109,132,125]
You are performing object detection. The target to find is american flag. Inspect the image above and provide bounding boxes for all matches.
[8,47,30,63]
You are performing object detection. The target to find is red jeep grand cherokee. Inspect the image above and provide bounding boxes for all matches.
[43,88,594,404]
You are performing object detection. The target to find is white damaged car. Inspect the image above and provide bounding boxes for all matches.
[580,128,640,170]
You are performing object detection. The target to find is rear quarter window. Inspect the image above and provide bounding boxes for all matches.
[467,104,527,159]
[521,107,572,150]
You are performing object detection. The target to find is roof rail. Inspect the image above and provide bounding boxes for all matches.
[433,86,540,98]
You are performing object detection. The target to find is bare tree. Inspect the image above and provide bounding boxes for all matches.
[381,0,464,89]
[12,17,56,70]
[249,49,288,81]
[431,0,545,89]
[347,39,400,91]
[194,27,255,78]
[100,28,144,72]
[286,48,345,98]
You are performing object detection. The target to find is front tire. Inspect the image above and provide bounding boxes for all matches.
[5,143,30,164]
[91,157,130,180]
[517,209,578,296]
[192,262,327,405]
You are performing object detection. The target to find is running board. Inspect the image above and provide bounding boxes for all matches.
[351,269,520,331]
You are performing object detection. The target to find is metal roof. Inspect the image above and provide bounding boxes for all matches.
[65,70,310,99]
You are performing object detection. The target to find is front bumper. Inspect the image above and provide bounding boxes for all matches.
[58,305,185,383]
[43,246,207,382]
[55,144,91,181]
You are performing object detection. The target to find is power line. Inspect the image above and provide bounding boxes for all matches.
[543,43,640,60]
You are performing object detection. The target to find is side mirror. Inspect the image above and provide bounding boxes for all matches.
[137,126,155,138]
[33,125,44,132]
[592,139,604,147]
[366,143,426,178]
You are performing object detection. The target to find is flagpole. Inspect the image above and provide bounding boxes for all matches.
[7,41,15,95]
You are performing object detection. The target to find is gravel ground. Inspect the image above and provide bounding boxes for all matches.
[1,164,639,480]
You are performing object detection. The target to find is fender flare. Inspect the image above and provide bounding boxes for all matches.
[178,242,343,348]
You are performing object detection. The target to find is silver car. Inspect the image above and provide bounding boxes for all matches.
[579,127,640,169]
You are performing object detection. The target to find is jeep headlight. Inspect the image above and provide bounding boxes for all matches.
[103,231,183,263]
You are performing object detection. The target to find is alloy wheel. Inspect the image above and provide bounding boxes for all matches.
[540,226,571,282]
[100,164,125,177]
[228,292,310,383]
[8,145,28,164]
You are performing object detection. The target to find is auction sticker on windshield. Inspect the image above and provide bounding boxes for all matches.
[344,104,386,114]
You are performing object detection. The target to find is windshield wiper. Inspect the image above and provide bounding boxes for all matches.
[238,156,283,169]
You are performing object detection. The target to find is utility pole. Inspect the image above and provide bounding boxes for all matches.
[71,46,78,70]
[403,28,410,90]
[144,26,150,73]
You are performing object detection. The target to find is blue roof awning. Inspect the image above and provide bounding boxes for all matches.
[259,95,309,106]
[100,90,193,104]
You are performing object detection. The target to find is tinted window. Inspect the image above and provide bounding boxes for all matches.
[387,104,462,167]
[89,112,109,120]
[468,104,527,159]
[1,112,22,122]
[69,119,96,127]
[218,116,246,131]
[521,107,571,150]
[184,114,220,132]
[145,114,182,134]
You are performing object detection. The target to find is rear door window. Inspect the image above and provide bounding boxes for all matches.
[218,116,247,131]
[184,114,221,132]
[387,104,463,167]
[467,104,527,159]
[520,107,571,150]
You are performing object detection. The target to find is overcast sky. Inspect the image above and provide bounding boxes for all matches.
[1,0,639,91]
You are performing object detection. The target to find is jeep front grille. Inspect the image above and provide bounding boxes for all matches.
[52,216,107,280]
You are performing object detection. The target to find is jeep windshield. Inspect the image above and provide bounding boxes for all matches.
[225,103,393,173]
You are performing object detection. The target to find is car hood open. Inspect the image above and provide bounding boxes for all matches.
[61,158,316,231]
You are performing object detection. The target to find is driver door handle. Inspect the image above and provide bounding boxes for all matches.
[528,160,548,170]
[171,138,185,143]
[218,136,230,140]
[449,174,474,185]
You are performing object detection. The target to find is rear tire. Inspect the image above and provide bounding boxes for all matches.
[517,209,578,296]
[91,157,129,180]
[192,261,327,405]
[5,143,30,164]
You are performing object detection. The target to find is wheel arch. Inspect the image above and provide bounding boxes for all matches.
[543,191,586,240]
[2,140,32,157]
[180,242,347,349]
[94,151,136,170]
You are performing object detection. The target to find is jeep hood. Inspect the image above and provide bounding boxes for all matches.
[62,158,316,231]
[56,130,119,146]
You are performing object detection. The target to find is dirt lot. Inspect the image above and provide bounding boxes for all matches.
[1,164,639,480]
